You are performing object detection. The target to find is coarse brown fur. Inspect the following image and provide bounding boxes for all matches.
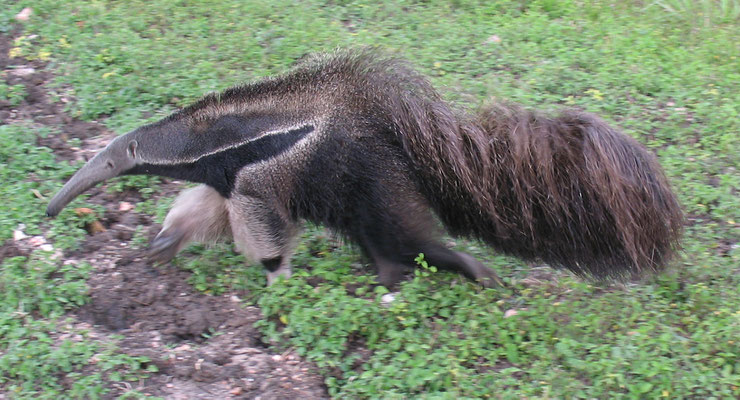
[47,49,684,285]
[276,49,684,279]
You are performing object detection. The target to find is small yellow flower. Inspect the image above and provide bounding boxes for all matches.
[59,36,71,48]
[585,88,604,101]
[37,50,51,61]
[102,71,116,79]
[433,61,442,68]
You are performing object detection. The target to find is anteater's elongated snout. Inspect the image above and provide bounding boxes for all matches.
[46,137,139,217]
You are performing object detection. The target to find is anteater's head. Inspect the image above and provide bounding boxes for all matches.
[46,97,317,218]
[46,134,142,217]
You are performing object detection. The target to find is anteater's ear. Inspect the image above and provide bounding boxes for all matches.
[127,140,138,158]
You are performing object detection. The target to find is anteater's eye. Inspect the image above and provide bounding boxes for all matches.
[106,160,115,169]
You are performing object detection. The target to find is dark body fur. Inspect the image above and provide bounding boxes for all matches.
[48,49,684,285]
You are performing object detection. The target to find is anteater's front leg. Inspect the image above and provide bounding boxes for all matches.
[226,194,300,285]
[149,185,231,264]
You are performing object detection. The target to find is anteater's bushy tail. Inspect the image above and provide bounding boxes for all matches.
[397,97,683,278]
[475,104,683,277]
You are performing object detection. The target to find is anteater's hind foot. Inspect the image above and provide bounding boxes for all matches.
[451,251,504,288]
[419,245,504,288]
[368,245,502,289]
[148,185,231,265]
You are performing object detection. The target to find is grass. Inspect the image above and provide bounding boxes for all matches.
[0,125,155,398]
[0,80,25,106]
[0,253,152,399]
[1,0,738,398]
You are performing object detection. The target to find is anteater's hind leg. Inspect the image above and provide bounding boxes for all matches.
[149,185,231,264]
[418,244,504,288]
[226,194,300,285]
[364,236,503,288]
[355,192,502,288]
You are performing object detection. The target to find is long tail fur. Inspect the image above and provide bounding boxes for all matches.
[300,50,683,279]
[419,103,684,278]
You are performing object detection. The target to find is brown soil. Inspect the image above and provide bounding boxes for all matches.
[1,31,329,399]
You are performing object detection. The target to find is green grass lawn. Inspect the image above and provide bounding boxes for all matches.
[1,0,738,398]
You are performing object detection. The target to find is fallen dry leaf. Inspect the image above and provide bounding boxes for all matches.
[15,7,32,21]
[485,34,502,44]
[11,67,35,77]
[31,189,45,199]
[87,220,106,234]
[13,229,28,241]
[74,207,95,215]
[29,236,46,246]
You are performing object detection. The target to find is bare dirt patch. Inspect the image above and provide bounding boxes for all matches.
[1,31,329,399]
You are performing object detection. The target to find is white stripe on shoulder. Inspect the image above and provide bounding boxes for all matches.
[142,121,320,165]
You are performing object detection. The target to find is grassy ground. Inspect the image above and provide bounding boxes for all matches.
[1,0,738,398]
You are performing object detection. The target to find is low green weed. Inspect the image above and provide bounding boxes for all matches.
[0,80,26,106]
[0,122,154,397]
[0,251,153,398]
